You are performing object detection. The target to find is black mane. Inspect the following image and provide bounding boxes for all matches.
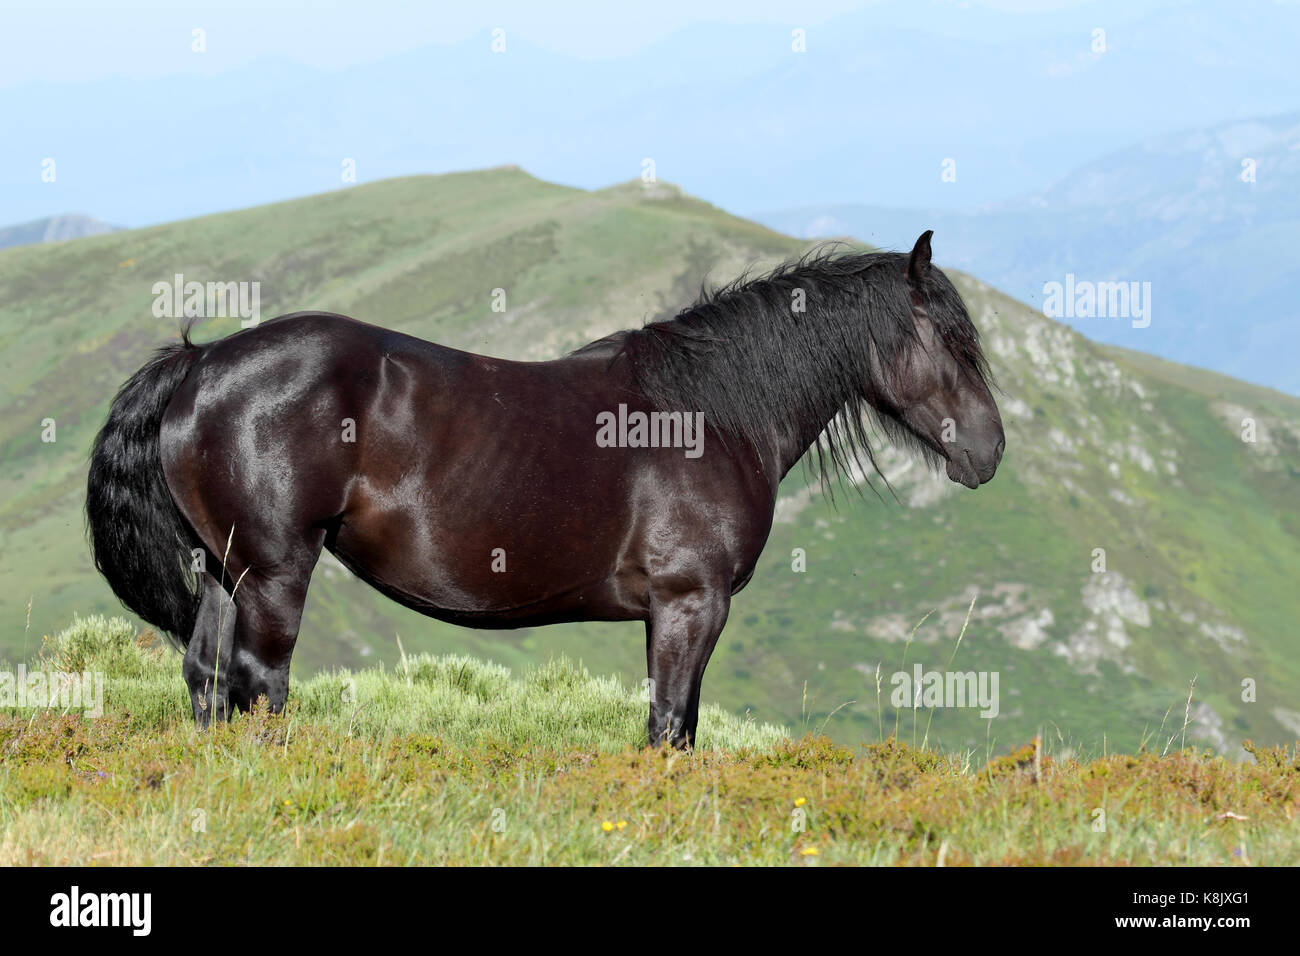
[614,247,990,494]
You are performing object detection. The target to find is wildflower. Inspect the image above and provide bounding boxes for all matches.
[616,820,628,831]
[800,846,819,856]
[601,821,614,832]
[793,797,806,807]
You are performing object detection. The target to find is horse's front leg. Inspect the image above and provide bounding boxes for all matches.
[644,584,731,749]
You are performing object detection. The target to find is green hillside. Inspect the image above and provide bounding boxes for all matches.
[2,168,1297,754]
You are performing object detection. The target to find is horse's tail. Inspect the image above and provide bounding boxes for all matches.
[87,333,206,648]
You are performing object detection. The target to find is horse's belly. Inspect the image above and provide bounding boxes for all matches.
[326,518,643,628]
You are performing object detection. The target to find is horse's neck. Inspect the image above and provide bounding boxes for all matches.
[743,382,855,489]
[768,418,835,484]
[610,299,866,487]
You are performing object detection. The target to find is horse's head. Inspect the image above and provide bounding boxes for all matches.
[870,231,1004,489]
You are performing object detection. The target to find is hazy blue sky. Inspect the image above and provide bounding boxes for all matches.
[6,0,1257,227]
[1,0,1174,87]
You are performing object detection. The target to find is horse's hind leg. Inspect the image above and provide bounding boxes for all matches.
[644,584,731,749]
[221,532,324,716]
[183,572,237,727]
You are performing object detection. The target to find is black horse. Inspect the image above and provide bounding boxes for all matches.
[87,231,1003,747]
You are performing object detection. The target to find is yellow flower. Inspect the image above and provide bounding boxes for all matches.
[800,846,819,856]
[601,821,614,832]
[793,797,807,807]
[283,799,293,806]
[616,820,628,831]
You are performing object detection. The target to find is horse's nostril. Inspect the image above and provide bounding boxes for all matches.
[994,439,1005,464]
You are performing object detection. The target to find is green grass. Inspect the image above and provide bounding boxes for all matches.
[2,617,1297,866]
[11,615,782,752]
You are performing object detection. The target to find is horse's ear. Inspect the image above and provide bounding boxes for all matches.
[906,230,934,284]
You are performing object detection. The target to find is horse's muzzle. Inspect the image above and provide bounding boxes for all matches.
[946,435,1004,489]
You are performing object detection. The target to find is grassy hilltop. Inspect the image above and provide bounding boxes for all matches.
[1,168,1298,754]
[2,618,1296,866]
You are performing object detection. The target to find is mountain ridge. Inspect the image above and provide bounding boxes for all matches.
[0,214,119,251]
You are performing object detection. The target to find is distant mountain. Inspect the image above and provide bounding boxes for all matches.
[759,112,1300,397]
[0,214,118,250]
[4,1,1300,226]
[1,170,1297,755]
